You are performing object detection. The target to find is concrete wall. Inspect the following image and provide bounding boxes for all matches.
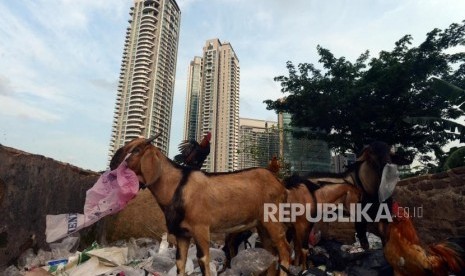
[322,167,465,244]
[0,145,100,267]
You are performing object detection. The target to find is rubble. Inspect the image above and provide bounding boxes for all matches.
[1,230,394,276]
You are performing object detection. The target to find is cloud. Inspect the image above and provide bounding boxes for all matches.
[0,75,12,96]
[0,95,62,122]
[177,0,204,11]
[90,79,118,92]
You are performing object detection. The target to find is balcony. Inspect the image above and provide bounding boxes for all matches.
[131,102,147,109]
[139,31,154,38]
[126,128,143,136]
[129,98,146,106]
[143,5,158,13]
[127,117,143,125]
[126,122,145,129]
[141,17,157,25]
[140,23,156,31]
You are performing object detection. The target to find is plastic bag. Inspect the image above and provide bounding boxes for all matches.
[147,254,176,274]
[378,164,399,203]
[352,232,382,250]
[46,160,139,243]
[210,248,226,272]
[127,237,159,261]
[230,248,277,275]
[18,248,40,270]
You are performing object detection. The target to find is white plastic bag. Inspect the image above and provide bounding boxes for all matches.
[378,163,399,203]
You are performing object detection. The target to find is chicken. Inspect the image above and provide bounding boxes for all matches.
[384,201,465,276]
[174,132,211,169]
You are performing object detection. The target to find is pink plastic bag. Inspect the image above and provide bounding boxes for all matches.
[46,160,139,243]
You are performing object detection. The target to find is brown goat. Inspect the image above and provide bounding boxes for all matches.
[285,178,361,268]
[110,137,290,276]
[306,141,411,250]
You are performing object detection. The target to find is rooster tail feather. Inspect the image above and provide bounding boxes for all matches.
[430,236,465,274]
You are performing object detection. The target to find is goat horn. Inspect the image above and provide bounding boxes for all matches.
[146,133,162,144]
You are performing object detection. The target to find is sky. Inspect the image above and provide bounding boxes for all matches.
[0,0,464,171]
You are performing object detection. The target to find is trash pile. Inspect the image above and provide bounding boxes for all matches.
[1,231,391,276]
[304,233,392,276]
[1,232,279,276]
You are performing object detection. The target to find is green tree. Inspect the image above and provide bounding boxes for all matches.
[443,146,465,170]
[265,21,465,161]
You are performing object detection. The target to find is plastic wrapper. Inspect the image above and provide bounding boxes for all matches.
[230,248,277,275]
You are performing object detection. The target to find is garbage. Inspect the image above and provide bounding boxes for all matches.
[352,232,382,250]
[49,234,80,260]
[158,233,169,255]
[17,248,39,270]
[127,237,159,261]
[2,265,21,276]
[230,248,277,275]
[45,159,139,243]
[210,248,226,271]
[1,230,391,276]
[86,246,128,266]
[63,256,116,275]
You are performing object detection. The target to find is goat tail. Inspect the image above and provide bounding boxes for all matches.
[429,236,465,274]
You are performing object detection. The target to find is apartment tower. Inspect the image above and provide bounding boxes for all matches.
[278,112,331,174]
[108,0,181,160]
[183,39,240,172]
[238,118,279,169]
[183,56,203,141]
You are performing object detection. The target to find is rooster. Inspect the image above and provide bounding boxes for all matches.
[268,155,280,176]
[174,132,211,169]
[384,201,465,276]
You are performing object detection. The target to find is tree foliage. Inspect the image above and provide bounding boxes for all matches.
[265,20,465,159]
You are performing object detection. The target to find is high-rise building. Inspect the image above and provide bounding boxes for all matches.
[331,153,356,173]
[278,112,331,175]
[183,39,240,172]
[108,0,181,161]
[183,56,203,141]
[238,118,279,169]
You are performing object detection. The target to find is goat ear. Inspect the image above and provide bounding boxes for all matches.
[357,147,371,162]
[140,147,161,186]
[110,147,126,170]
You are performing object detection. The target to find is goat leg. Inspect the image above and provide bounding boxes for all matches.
[175,236,190,275]
[294,221,311,269]
[193,227,211,276]
[263,223,291,276]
